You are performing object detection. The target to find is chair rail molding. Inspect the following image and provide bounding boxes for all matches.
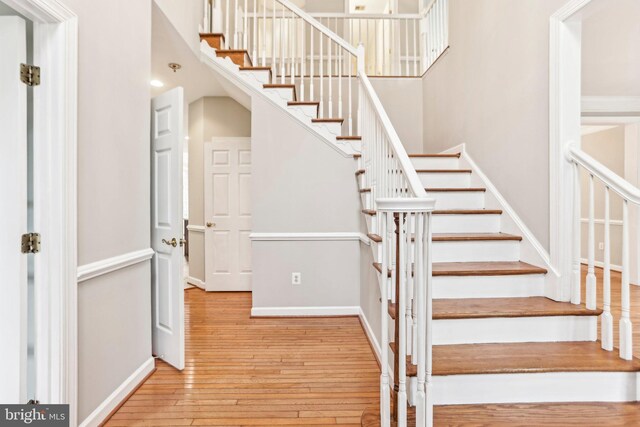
[77,248,155,283]
[582,96,640,115]
[2,0,79,422]
[249,232,370,244]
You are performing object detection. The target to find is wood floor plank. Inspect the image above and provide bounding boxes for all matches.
[104,291,377,426]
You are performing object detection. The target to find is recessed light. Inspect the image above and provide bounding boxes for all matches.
[150,80,164,88]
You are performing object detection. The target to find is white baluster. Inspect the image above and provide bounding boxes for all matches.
[271,0,276,75]
[586,174,596,310]
[398,213,407,427]
[415,212,426,426]
[413,19,418,76]
[319,32,324,118]
[225,0,230,48]
[380,212,391,427]
[243,0,248,49]
[338,50,343,120]
[310,27,314,101]
[620,200,633,360]
[252,0,257,61]
[261,0,266,66]
[234,0,238,48]
[602,187,613,351]
[425,211,434,426]
[329,37,333,117]
[280,6,285,83]
[404,19,409,76]
[301,21,305,102]
[348,52,353,135]
[290,14,294,85]
[572,162,581,305]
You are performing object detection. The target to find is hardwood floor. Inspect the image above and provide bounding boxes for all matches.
[107,268,640,426]
[105,290,379,426]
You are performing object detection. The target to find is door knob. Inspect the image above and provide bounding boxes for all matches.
[179,238,187,247]
[206,222,216,228]
[162,238,178,247]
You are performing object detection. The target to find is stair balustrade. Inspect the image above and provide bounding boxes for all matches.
[567,142,639,360]
[203,0,449,78]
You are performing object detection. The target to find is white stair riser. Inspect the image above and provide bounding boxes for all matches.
[312,121,343,138]
[419,172,471,188]
[432,372,640,405]
[433,315,597,345]
[433,274,545,299]
[287,104,318,119]
[428,191,485,210]
[263,87,295,104]
[410,157,460,170]
[432,214,501,233]
[433,240,520,262]
[239,69,271,86]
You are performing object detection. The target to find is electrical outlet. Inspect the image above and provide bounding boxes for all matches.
[292,272,302,285]
[599,242,604,250]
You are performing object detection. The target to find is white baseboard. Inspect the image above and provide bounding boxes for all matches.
[79,357,155,427]
[186,276,205,290]
[251,306,360,317]
[358,308,381,363]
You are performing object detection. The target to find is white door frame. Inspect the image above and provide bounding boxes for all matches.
[549,0,603,301]
[2,0,78,423]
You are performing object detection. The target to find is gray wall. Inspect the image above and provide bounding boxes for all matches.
[64,0,153,421]
[188,97,252,282]
[251,95,361,309]
[421,0,566,250]
[580,126,625,267]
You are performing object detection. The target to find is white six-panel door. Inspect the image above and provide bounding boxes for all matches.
[151,87,185,370]
[204,138,252,291]
[0,16,28,404]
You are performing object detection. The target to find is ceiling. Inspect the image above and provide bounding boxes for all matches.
[151,3,227,103]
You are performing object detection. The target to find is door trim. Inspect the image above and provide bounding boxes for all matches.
[2,0,78,422]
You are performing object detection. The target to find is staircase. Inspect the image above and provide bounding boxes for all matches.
[195,2,640,426]
[356,150,640,426]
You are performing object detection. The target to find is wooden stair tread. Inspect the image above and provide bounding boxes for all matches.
[199,32,225,39]
[217,49,249,53]
[387,297,600,321]
[263,83,297,101]
[287,101,319,105]
[388,343,418,377]
[360,188,372,193]
[216,49,253,66]
[416,169,471,173]
[240,66,271,71]
[362,209,376,216]
[432,233,522,242]
[433,261,547,276]
[409,153,461,158]
[426,187,486,192]
[355,169,366,176]
[312,118,344,123]
[338,136,362,140]
[433,209,502,215]
[434,342,640,375]
[353,153,362,158]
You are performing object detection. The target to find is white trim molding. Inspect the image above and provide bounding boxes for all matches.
[77,249,155,283]
[358,308,381,363]
[250,232,370,244]
[187,224,205,233]
[582,96,640,115]
[251,306,360,317]
[78,357,155,427]
[580,218,623,226]
[186,276,205,290]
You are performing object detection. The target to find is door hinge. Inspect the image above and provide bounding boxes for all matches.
[21,233,41,254]
[20,63,41,86]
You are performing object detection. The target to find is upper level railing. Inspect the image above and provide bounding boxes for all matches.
[203,0,449,77]
[567,141,638,360]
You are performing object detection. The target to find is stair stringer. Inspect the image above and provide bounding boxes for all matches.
[199,41,360,157]
[439,143,562,301]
